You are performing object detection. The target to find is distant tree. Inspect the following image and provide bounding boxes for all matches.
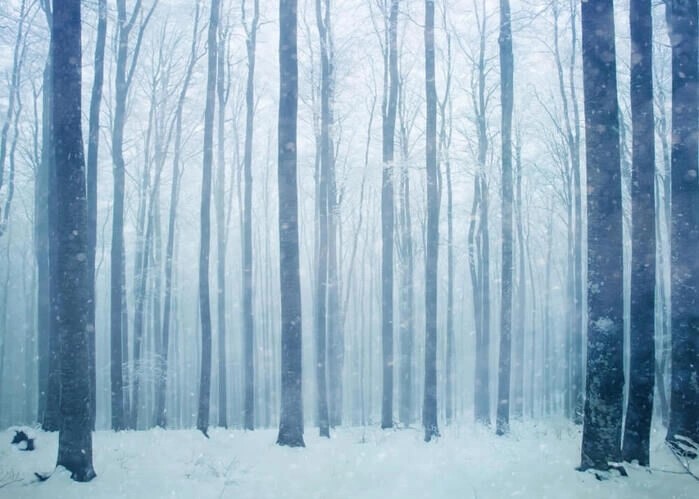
[314,0,332,438]
[85,0,107,431]
[111,0,157,432]
[197,0,221,437]
[276,0,305,448]
[460,0,492,426]
[153,4,201,429]
[423,0,440,442]
[579,0,624,472]
[51,0,96,481]
[622,0,655,467]
[496,0,514,437]
[667,0,699,450]
[438,3,454,425]
[397,59,415,426]
[241,0,260,432]
[381,0,399,430]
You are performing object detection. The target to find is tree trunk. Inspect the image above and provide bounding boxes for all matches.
[579,0,624,471]
[197,0,221,437]
[667,0,699,447]
[242,0,259,432]
[276,0,305,448]
[397,96,414,426]
[423,0,439,442]
[51,0,95,481]
[496,0,514,437]
[380,0,399,430]
[216,16,230,430]
[36,55,53,429]
[622,0,655,466]
[85,0,107,431]
[314,0,332,438]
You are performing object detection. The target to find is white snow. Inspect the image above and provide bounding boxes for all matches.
[0,422,696,499]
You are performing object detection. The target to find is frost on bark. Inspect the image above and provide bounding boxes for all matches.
[579,0,624,472]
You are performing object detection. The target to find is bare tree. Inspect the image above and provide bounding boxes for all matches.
[380,0,399,431]
[241,0,260,432]
[197,0,221,438]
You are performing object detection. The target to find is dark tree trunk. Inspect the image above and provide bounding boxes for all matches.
[197,0,221,437]
[496,0,514,437]
[51,0,96,481]
[242,0,259,432]
[381,0,399,430]
[85,0,107,431]
[667,0,699,447]
[276,0,305,448]
[622,0,655,467]
[423,0,439,442]
[579,0,624,471]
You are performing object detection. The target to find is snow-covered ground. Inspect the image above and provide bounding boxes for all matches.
[0,422,696,498]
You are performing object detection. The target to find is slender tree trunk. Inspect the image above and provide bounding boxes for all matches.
[85,0,107,431]
[397,106,414,426]
[197,0,221,437]
[314,0,332,438]
[380,0,399,430]
[52,0,95,481]
[422,0,439,442]
[276,0,305,448]
[111,0,134,432]
[496,0,514,437]
[215,17,229,430]
[36,55,52,429]
[242,0,259,432]
[154,5,199,429]
[579,0,624,471]
[514,140,526,418]
[667,0,699,448]
[472,3,491,426]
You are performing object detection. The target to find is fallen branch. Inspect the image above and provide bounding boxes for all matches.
[666,441,699,482]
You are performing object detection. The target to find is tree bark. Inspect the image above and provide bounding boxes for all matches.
[276,0,305,448]
[667,0,699,447]
[242,0,259,432]
[51,0,96,481]
[380,0,399,430]
[579,0,624,471]
[496,0,514,437]
[85,0,107,431]
[622,0,655,466]
[197,0,221,437]
[423,0,439,442]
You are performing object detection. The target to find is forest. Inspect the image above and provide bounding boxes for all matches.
[0,0,697,497]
